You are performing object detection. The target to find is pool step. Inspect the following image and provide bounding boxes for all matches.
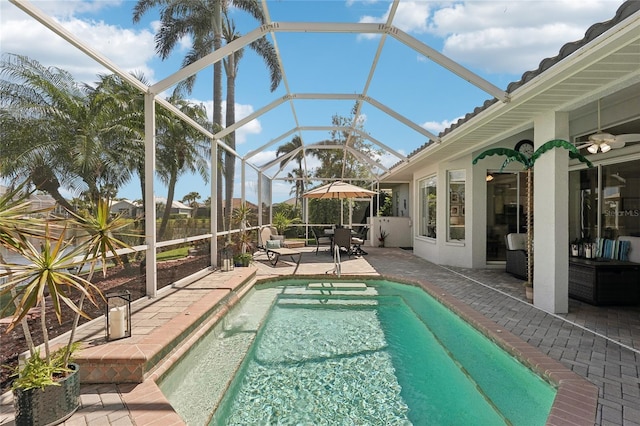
[276,296,379,308]
[307,282,368,291]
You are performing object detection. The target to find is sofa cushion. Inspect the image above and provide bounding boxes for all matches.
[266,239,281,249]
[618,236,640,263]
[595,237,638,262]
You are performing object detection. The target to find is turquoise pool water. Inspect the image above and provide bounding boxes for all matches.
[159,279,556,425]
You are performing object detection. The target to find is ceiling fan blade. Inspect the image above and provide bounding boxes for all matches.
[613,133,640,144]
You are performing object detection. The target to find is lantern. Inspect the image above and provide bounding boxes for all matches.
[105,290,131,341]
[221,246,234,272]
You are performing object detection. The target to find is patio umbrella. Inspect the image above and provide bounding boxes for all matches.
[302,181,377,199]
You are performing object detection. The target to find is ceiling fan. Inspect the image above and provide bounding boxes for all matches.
[578,99,640,153]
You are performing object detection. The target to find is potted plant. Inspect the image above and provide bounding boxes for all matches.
[0,187,135,425]
[233,252,253,267]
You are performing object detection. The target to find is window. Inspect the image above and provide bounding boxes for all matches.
[419,176,437,238]
[448,170,466,241]
[569,159,640,242]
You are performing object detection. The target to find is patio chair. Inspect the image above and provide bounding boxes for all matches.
[312,228,332,255]
[350,226,368,256]
[505,233,527,280]
[333,227,356,259]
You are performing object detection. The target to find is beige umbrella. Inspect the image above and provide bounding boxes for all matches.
[302,181,377,199]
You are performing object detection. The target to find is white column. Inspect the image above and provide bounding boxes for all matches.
[144,93,157,298]
[211,138,218,268]
[533,111,570,313]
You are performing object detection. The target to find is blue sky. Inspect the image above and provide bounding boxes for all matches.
[0,0,625,203]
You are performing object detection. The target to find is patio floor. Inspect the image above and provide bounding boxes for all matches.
[1,246,638,425]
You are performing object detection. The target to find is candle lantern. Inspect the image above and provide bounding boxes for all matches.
[221,246,234,272]
[105,290,131,341]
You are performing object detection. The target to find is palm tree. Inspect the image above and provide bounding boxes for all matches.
[91,72,150,202]
[473,139,593,288]
[222,13,282,230]
[155,93,211,239]
[0,54,136,209]
[133,0,267,232]
[181,191,201,218]
[276,135,305,210]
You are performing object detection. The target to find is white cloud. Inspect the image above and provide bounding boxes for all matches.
[358,0,621,75]
[1,1,156,84]
[429,1,621,74]
[358,1,430,40]
[422,117,464,135]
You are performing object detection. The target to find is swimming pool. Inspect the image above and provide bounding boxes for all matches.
[158,279,556,425]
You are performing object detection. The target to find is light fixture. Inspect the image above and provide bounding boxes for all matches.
[486,174,494,182]
[586,100,616,154]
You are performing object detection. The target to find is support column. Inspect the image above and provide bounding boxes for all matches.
[144,93,157,298]
[533,111,570,313]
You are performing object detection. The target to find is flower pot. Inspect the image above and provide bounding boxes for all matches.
[13,363,81,426]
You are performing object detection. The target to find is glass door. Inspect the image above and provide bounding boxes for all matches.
[486,172,526,261]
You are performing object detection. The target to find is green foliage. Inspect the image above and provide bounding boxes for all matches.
[272,210,301,235]
[0,188,138,388]
[233,252,253,266]
[10,343,79,391]
[377,193,393,216]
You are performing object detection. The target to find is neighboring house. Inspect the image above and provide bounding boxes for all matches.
[110,199,141,218]
[155,198,192,217]
[110,198,194,217]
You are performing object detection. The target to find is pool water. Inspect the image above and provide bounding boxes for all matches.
[159,280,556,425]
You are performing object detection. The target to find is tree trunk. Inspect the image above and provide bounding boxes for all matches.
[213,2,224,234]
[158,172,178,239]
[224,53,236,234]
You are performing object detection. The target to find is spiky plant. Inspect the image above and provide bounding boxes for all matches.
[0,188,139,388]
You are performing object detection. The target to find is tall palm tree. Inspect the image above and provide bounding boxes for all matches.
[155,93,211,239]
[473,139,593,288]
[276,135,305,209]
[133,0,267,232]
[222,13,282,230]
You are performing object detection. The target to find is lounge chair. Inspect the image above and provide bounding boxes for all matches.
[258,225,301,273]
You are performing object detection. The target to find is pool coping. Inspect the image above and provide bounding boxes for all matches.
[91,273,597,426]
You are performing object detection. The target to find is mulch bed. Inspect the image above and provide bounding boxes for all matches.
[0,255,209,394]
